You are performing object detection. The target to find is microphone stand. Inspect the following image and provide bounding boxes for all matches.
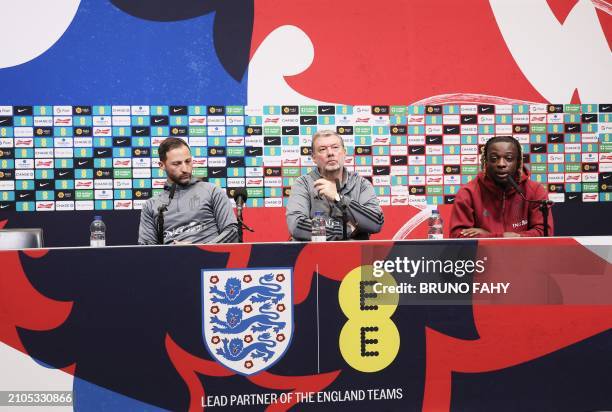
[156,204,167,245]
[157,183,176,245]
[236,204,254,243]
[507,176,553,237]
[539,200,552,237]
[335,179,349,240]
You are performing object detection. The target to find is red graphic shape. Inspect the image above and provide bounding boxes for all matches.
[0,250,73,354]
[423,238,612,410]
[570,87,581,104]
[546,0,579,24]
[165,334,341,411]
[198,244,252,268]
[252,0,547,103]
[595,5,612,49]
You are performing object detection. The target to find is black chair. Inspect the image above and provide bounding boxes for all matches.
[0,228,44,249]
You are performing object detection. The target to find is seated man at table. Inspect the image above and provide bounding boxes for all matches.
[286,130,384,240]
[449,135,553,238]
[138,138,238,245]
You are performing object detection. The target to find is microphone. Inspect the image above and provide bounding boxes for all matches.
[158,183,177,213]
[168,183,177,201]
[334,178,347,209]
[507,175,553,206]
[233,187,248,212]
[506,175,525,198]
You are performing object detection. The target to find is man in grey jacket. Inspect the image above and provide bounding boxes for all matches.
[286,130,384,241]
[138,138,238,245]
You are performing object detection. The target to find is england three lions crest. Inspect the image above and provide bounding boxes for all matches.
[202,268,293,375]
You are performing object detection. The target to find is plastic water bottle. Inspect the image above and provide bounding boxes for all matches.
[311,211,327,242]
[427,208,444,240]
[90,215,106,247]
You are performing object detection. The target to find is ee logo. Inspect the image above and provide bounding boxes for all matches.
[338,265,399,372]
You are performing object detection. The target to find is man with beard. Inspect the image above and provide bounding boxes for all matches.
[449,135,553,238]
[138,138,238,244]
[286,130,384,240]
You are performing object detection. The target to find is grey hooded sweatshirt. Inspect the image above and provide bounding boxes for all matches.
[286,168,384,240]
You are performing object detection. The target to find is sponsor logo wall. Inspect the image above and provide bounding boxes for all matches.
[0,104,610,212]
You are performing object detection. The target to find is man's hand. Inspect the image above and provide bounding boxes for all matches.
[314,178,338,202]
[460,228,490,238]
[502,232,521,238]
[172,240,191,245]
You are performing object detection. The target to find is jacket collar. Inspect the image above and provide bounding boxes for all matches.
[163,177,199,191]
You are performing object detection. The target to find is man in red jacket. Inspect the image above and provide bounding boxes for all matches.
[449,135,553,238]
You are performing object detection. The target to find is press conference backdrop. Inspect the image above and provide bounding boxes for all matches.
[0,104,610,246]
[1,2,611,245]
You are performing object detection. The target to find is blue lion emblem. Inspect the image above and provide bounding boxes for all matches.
[210,303,286,334]
[210,274,284,304]
[216,333,277,362]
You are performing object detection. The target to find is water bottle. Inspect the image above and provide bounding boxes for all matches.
[90,215,106,247]
[311,211,327,242]
[427,208,444,240]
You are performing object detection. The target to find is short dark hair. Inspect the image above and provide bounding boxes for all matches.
[158,138,190,162]
[480,135,524,178]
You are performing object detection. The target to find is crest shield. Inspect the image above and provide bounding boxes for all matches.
[202,267,293,375]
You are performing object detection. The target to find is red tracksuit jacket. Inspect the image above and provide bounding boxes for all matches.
[449,169,554,238]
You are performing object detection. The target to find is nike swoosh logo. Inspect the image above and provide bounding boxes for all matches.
[17,108,28,113]
[212,170,221,175]
[59,172,69,176]
[410,148,421,153]
[0,204,8,209]
[266,139,278,144]
[135,129,145,134]
[463,117,473,122]
[602,106,610,111]
[247,149,258,154]
[446,127,456,131]
[393,159,403,163]
[154,119,164,123]
[78,161,89,165]
[97,150,108,155]
[550,136,560,141]
[567,126,576,131]
[0,119,7,124]
[428,137,440,143]
[321,108,331,112]
[584,116,594,121]
[39,183,49,187]
[568,195,577,200]
[117,140,127,144]
[303,118,314,123]
[533,146,543,151]
[19,194,30,198]
[230,160,240,164]
[603,175,611,180]
[172,108,183,113]
[481,107,491,112]
[285,128,297,133]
